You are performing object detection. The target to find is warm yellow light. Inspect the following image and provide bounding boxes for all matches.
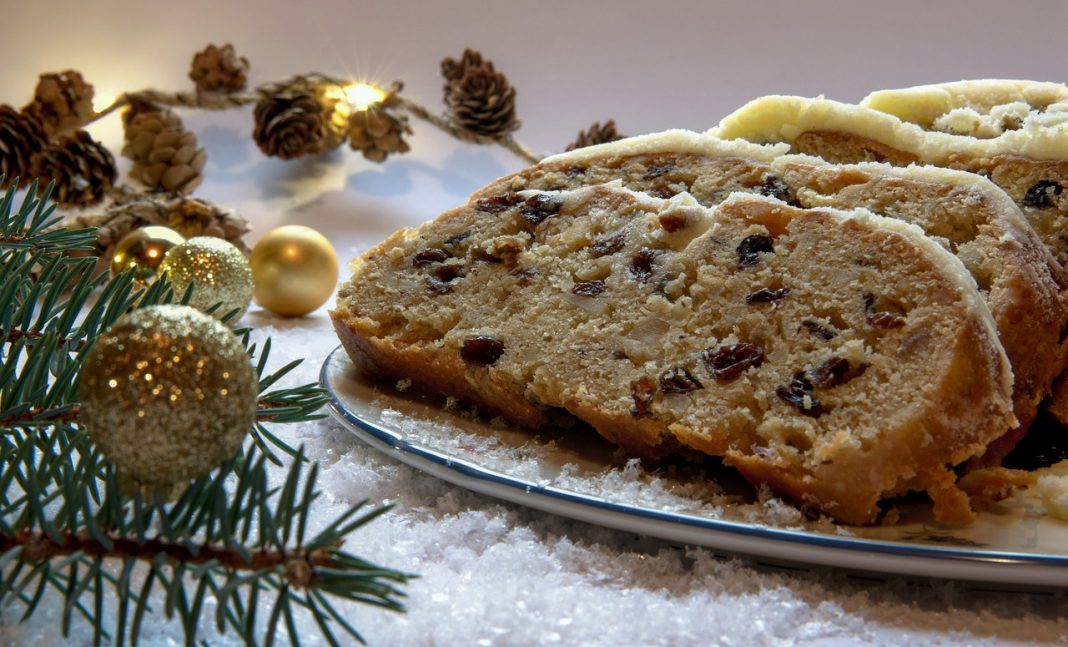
[93,91,117,113]
[344,83,386,111]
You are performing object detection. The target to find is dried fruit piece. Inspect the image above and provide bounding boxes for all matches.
[659,367,704,393]
[564,164,587,177]
[1022,180,1063,209]
[864,292,907,329]
[476,194,523,213]
[658,210,689,232]
[801,320,837,341]
[413,248,450,265]
[629,249,659,283]
[432,264,463,283]
[737,234,774,266]
[746,287,790,304]
[630,376,658,417]
[572,280,606,296]
[809,357,868,389]
[461,336,505,366]
[444,230,472,246]
[643,164,673,179]
[701,343,765,382]
[520,194,563,225]
[590,233,626,257]
[649,183,679,199]
[760,174,801,206]
[776,372,823,416]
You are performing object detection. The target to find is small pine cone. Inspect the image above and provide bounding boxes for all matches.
[189,43,250,94]
[446,65,520,139]
[0,104,49,187]
[122,109,207,195]
[165,196,251,254]
[348,103,412,163]
[315,84,355,150]
[565,120,625,151]
[31,130,116,208]
[441,49,489,96]
[253,87,328,159]
[23,70,95,136]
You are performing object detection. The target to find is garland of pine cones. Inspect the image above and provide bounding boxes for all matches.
[0,43,624,258]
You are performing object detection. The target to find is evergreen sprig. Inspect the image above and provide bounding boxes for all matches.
[0,178,412,645]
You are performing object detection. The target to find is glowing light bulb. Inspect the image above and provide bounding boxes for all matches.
[344,83,386,111]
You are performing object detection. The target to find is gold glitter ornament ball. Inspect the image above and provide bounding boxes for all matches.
[110,225,186,285]
[79,305,258,489]
[159,236,254,320]
[251,225,339,317]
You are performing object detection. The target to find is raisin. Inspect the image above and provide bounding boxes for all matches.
[426,277,453,294]
[746,287,790,304]
[630,376,658,417]
[809,357,867,389]
[444,231,472,246]
[521,194,563,225]
[659,211,688,232]
[461,336,505,366]
[760,175,801,207]
[659,367,704,393]
[1022,180,1063,209]
[737,234,775,266]
[701,343,765,382]
[590,233,626,257]
[564,164,587,177]
[612,350,629,360]
[864,293,906,329]
[413,248,450,266]
[649,183,678,199]
[629,249,659,283]
[643,164,674,179]
[476,194,523,213]
[432,264,463,283]
[776,372,823,416]
[572,280,606,296]
[801,320,837,340]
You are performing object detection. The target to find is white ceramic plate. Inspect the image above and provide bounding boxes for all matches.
[322,345,1068,588]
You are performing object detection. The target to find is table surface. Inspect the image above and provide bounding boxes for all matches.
[4,1,1068,644]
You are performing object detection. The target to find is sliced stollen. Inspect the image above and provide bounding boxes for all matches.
[711,95,1068,273]
[862,79,1068,138]
[332,184,1016,525]
[470,130,1067,459]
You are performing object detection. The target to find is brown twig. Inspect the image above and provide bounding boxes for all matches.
[3,529,328,587]
[86,77,543,165]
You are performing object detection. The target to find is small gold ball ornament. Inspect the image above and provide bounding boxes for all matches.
[110,225,186,285]
[251,225,339,317]
[159,236,254,320]
[78,304,258,491]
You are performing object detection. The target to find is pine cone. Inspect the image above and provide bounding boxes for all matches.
[446,65,519,138]
[565,120,625,151]
[165,197,251,253]
[122,109,207,194]
[0,104,48,187]
[347,84,411,163]
[30,130,116,208]
[189,44,250,94]
[253,86,329,159]
[23,70,95,136]
[441,49,488,95]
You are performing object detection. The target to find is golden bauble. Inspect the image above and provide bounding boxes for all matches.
[78,305,258,490]
[110,225,186,285]
[159,236,254,321]
[251,225,339,317]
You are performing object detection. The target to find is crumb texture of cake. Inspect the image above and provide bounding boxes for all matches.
[712,95,1068,272]
[332,185,1015,525]
[476,131,1066,455]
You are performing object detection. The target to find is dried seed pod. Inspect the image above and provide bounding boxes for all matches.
[565,119,624,152]
[252,84,329,159]
[30,130,115,208]
[22,70,95,135]
[0,104,48,187]
[189,43,250,94]
[445,60,519,138]
[122,108,207,195]
[347,84,412,163]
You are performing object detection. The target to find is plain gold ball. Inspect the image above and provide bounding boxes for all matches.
[251,225,339,317]
[110,225,186,285]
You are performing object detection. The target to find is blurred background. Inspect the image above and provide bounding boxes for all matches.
[2,0,1066,259]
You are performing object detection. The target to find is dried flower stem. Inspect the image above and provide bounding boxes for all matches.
[89,79,543,165]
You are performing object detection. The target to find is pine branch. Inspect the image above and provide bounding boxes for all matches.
[0,185,413,645]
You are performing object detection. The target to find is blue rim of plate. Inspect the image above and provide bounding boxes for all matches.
[321,345,1068,587]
